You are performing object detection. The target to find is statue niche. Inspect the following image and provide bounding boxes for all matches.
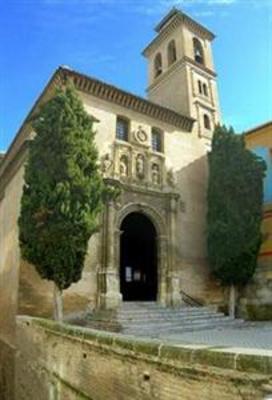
[119,154,128,178]
[102,153,113,177]
[136,154,145,179]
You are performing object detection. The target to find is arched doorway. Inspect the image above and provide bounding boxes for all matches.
[120,212,158,301]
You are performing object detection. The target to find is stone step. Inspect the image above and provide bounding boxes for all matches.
[85,302,245,337]
[121,301,161,307]
[121,304,203,310]
[121,315,240,329]
[117,310,224,320]
[118,310,225,320]
[118,314,224,323]
[120,316,232,326]
[118,307,215,317]
[123,319,244,336]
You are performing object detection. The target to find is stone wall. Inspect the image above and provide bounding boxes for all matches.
[0,339,15,400]
[0,160,25,400]
[16,316,272,400]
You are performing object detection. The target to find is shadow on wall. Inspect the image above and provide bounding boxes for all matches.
[18,260,93,319]
[0,338,15,400]
[173,152,224,306]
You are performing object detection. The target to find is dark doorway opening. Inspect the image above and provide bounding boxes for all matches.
[120,212,158,301]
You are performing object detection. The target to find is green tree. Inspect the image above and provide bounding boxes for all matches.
[18,85,108,321]
[207,125,266,317]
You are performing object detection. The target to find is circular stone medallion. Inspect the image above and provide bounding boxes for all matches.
[135,126,148,144]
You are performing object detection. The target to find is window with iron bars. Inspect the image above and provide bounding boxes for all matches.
[116,117,129,141]
[151,128,163,152]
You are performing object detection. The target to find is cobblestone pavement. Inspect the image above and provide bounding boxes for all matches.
[156,323,272,350]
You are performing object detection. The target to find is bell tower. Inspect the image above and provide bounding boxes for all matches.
[143,8,221,140]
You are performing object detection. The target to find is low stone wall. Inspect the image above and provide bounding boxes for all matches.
[240,263,272,321]
[16,316,272,400]
[0,338,15,400]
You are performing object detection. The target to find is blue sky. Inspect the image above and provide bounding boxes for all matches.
[1,0,272,151]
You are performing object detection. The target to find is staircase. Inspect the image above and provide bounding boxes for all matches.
[117,302,244,337]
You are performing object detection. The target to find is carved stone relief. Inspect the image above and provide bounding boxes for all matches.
[134,125,148,145]
[106,137,179,192]
[102,153,113,177]
[151,163,160,185]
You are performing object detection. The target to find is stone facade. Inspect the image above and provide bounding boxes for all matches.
[240,122,272,320]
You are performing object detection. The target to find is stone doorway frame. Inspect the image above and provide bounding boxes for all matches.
[98,196,181,309]
[117,203,168,305]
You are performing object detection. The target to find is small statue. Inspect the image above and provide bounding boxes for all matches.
[136,154,145,179]
[102,153,113,176]
[119,155,128,177]
[152,164,160,185]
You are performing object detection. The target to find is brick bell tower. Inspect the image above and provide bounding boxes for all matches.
[143,8,221,141]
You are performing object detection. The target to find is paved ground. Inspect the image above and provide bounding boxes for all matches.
[155,322,272,350]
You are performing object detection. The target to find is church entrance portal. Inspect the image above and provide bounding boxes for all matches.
[120,212,158,301]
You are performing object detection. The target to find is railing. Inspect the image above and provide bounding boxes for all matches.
[180,289,204,307]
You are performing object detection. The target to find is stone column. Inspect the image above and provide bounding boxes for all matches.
[157,234,168,306]
[168,195,182,307]
[99,201,122,309]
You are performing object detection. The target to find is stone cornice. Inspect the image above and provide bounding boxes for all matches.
[61,67,194,132]
[147,58,186,93]
[143,8,215,57]
[156,8,215,39]
[147,56,216,94]
[193,99,216,113]
[108,177,179,199]
[184,56,217,78]
[143,17,182,57]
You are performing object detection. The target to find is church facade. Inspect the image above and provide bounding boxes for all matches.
[0,9,222,325]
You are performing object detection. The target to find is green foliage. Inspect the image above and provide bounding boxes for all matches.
[18,85,108,290]
[207,125,266,286]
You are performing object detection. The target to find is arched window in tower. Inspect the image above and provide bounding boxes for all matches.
[203,83,208,96]
[154,53,162,78]
[193,38,205,65]
[167,40,177,66]
[204,114,211,130]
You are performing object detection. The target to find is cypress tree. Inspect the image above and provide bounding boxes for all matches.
[18,85,107,320]
[207,125,266,317]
